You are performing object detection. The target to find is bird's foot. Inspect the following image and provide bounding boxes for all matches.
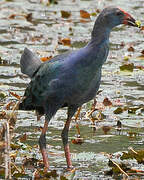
[66,166,75,172]
[44,166,49,173]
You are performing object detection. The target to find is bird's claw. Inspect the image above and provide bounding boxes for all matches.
[66,166,75,172]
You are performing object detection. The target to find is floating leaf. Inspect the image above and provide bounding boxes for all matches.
[140,26,144,31]
[40,0,58,5]
[9,14,17,19]
[113,107,123,114]
[60,175,69,180]
[0,91,6,99]
[25,13,32,22]
[91,12,97,16]
[48,0,58,4]
[121,149,144,164]
[103,97,112,106]
[59,38,71,46]
[136,55,144,60]
[80,19,90,23]
[71,138,84,145]
[120,63,134,72]
[123,56,130,61]
[61,10,71,18]
[128,107,139,114]
[41,56,52,62]
[80,10,90,19]
[141,49,144,55]
[11,143,21,150]
[19,133,27,143]
[36,169,59,178]
[128,131,137,138]
[13,173,27,178]
[127,46,134,52]
[102,126,112,135]
[135,65,144,70]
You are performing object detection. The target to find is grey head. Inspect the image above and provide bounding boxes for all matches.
[92,6,139,37]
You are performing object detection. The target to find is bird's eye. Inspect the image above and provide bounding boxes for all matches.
[116,11,123,16]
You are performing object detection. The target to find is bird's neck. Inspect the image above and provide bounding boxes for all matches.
[90,24,111,45]
[82,24,111,68]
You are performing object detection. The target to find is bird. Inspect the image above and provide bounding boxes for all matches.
[19,6,139,170]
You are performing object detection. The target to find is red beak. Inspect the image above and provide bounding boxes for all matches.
[119,8,139,27]
[123,14,138,27]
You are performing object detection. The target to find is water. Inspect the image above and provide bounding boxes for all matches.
[0,0,144,179]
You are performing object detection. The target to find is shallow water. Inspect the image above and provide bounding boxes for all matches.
[0,0,144,179]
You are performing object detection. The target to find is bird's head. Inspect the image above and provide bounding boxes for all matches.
[97,6,140,29]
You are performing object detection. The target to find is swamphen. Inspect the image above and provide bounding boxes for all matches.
[19,6,139,170]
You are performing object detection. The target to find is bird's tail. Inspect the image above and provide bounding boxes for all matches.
[20,48,42,78]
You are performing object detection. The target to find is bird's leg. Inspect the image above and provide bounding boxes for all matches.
[39,118,49,171]
[61,106,78,170]
[74,107,81,137]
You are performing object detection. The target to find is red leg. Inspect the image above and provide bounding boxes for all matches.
[39,120,49,170]
[74,107,81,137]
[61,106,78,170]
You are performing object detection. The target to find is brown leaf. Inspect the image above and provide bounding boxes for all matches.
[25,13,32,22]
[40,56,53,62]
[127,46,135,52]
[103,97,112,106]
[19,133,27,143]
[140,26,144,31]
[59,38,71,46]
[102,126,112,135]
[141,49,144,55]
[96,9,100,13]
[61,10,71,18]
[9,14,17,19]
[120,41,125,47]
[31,35,43,42]
[80,10,90,19]
[135,65,144,70]
[71,138,84,145]
[9,91,21,99]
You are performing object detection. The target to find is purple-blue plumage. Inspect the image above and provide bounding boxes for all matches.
[19,6,139,170]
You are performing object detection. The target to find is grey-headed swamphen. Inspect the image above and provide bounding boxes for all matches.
[19,6,139,170]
